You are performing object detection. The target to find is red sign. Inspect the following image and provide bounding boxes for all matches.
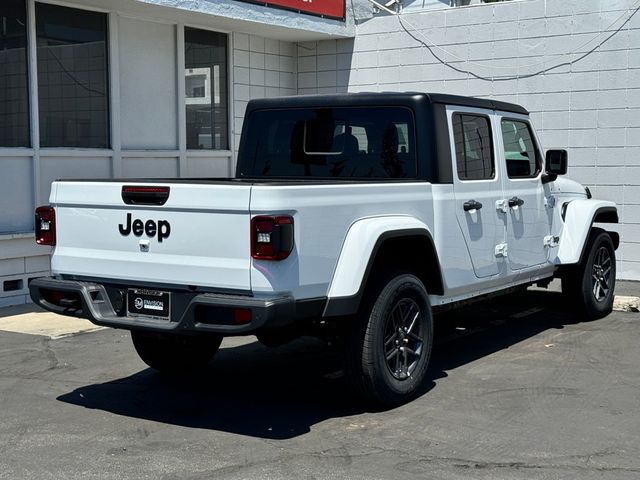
[240,0,345,20]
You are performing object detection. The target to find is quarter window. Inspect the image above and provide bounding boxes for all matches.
[453,113,494,181]
[184,27,228,150]
[0,0,30,147]
[36,3,110,148]
[501,119,541,178]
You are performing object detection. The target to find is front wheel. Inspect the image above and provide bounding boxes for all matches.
[131,331,222,374]
[345,273,433,407]
[562,229,616,320]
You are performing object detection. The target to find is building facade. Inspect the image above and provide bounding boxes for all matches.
[1,0,638,307]
[0,0,354,306]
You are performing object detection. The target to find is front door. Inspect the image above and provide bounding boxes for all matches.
[449,107,506,279]
[497,115,551,271]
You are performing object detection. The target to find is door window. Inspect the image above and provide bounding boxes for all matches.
[501,119,541,178]
[452,113,494,181]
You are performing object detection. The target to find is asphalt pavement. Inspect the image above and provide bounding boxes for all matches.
[0,285,639,479]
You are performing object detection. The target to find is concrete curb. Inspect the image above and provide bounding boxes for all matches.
[613,296,640,313]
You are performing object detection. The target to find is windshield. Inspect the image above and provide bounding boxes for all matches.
[237,106,417,179]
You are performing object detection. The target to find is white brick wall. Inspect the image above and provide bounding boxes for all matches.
[0,252,50,307]
[298,0,640,280]
[232,32,297,156]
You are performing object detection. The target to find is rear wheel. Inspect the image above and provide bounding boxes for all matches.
[346,273,433,407]
[131,331,222,373]
[562,229,616,320]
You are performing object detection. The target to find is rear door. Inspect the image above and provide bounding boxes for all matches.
[448,106,506,278]
[51,181,253,292]
[497,114,551,271]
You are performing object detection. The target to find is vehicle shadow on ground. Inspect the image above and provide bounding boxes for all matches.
[57,289,584,440]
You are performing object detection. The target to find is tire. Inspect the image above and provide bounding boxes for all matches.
[345,273,434,407]
[131,330,222,374]
[561,229,616,320]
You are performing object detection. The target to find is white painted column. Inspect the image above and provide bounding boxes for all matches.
[176,24,187,177]
[108,12,122,177]
[26,0,40,205]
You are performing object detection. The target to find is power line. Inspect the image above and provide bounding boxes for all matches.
[367,0,640,81]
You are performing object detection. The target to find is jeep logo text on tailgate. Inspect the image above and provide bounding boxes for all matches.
[119,213,171,242]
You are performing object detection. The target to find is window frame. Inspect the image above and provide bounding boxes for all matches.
[0,0,31,148]
[500,117,543,180]
[452,111,496,182]
[34,1,111,149]
[183,25,230,152]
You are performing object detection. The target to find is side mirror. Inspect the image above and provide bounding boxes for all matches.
[545,149,568,175]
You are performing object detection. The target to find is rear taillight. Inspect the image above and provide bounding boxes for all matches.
[35,206,56,246]
[251,215,294,260]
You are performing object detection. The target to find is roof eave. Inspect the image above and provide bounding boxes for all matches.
[133,0,356,41]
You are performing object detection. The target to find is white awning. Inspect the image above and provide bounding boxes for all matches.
[131,0,355,40]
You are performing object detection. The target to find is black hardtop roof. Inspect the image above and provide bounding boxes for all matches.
[246,92,529,116]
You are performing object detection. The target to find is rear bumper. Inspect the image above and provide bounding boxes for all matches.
[29,277,306,335]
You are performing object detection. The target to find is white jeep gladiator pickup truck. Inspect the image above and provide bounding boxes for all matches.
[30,93,619,406]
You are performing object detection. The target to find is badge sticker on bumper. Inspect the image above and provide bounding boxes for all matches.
[127,289,170,318]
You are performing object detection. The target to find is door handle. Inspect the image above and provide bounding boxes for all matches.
[508,197,525,208]
[463,200,483,212]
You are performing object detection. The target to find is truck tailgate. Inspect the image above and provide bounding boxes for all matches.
[50,181,252,291]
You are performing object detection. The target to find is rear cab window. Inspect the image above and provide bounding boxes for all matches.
[238,107,417,179]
